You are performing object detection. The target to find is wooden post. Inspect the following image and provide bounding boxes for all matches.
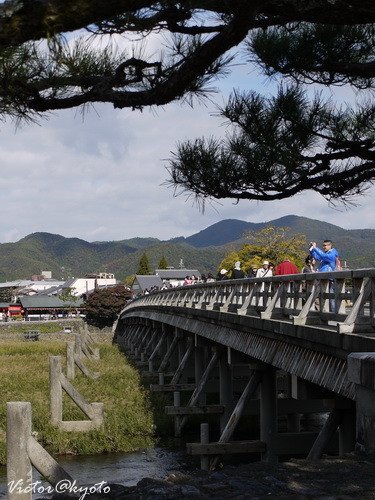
[177,349,220,435]
[148,332,166,372]
[307,409,343,460]
[286,374,301,432]
[260,366,278,463]
[210,370,261,470]
[194,339,206,405]
[339,409,356,456]
[126,325,138,349]
[7,402,33,500]
[200,423,209,471]
[158,334,179,372]
[170,339,193,385]
[173,391,181,438]
[143,330,157,356]
[219,355,233,433]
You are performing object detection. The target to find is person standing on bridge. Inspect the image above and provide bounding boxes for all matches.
[301,256,316,273]
[309,239,339,312]
[256,261,273,278]
[309,240,339,272]
[231,261,245,279]
[274,259,299,275]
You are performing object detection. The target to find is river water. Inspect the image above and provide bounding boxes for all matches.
[0,446,196,498]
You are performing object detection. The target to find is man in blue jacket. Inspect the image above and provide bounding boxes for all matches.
[309,239,339,312]
[309,240,339,272]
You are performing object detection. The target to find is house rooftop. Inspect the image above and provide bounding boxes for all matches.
[19,295,83,309]
[154,269,201,279]
[132,275,163,291]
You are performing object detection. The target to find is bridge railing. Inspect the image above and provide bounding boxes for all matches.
[121,269,375,334]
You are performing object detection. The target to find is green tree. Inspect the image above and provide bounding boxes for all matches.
[58,287,77,303]
[0,288,13,303]
[158,256,168,269]
[58,286,78,315]
[219,227,306,274]
[137,253,151,275]
[84,284,132,328]
[123,274,135,287]
[1,2,375,201]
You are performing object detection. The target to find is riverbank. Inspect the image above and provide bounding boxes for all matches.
[0,334,155,464]
[40,454,375,498]
[121,456,375,498]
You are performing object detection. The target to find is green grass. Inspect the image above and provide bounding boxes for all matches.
[0,339,155,464]
[0,322,68,334]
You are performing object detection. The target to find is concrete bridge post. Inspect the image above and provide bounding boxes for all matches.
[66,341,75,380]
[7,402,33,499]
[348,353,375,454]
[286,374,305,432]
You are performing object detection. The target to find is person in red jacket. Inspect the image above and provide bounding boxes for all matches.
[274,259,299,275]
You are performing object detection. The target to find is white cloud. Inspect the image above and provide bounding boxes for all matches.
[0,51,374,243]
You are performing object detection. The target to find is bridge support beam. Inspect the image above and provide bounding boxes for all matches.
[148,330,166,373]
[260,366,278,463]
[348,353,375,454]
[194,337,206,405]
[176,348,220,436]
[339,407,356,456]
[307,409,343,460]
[219,354,233,433]
[286,374,306,433]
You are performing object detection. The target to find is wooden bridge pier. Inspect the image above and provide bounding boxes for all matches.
[115,270,375,465]
[116,318,357,466]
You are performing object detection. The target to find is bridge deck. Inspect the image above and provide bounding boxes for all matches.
[118,269,375,399]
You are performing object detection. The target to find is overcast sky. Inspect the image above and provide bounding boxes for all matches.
[1,36,374,243]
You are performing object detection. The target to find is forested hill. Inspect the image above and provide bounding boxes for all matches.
[0,215,374,281]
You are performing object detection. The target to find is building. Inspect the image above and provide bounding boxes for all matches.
[18,295,84,320]
[39,273,118,298]
[154,268,201,287]
[0,279,65,298]
[131,275,163,295]
[66,274,118,296]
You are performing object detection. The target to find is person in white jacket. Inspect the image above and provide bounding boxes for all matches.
[256,260,273,278]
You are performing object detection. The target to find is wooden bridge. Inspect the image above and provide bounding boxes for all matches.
[115,269,375,467]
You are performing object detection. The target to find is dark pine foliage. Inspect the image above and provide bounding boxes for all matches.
[1,2,375,202]
[168,85,375,203]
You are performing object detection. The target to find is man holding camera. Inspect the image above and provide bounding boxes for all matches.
[309,240,339,272]
[309,239,340,312]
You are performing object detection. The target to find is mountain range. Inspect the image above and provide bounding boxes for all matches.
[0,215,374,281]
